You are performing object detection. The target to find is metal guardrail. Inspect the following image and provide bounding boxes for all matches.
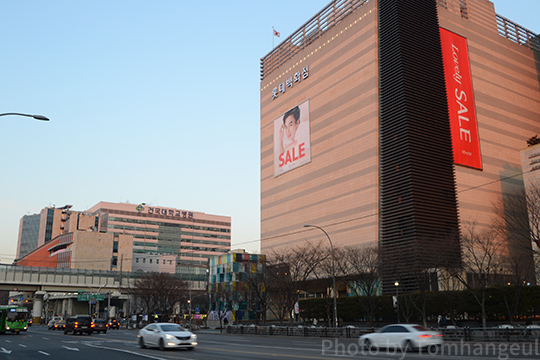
[226,325,364,338]
[225,325,540,342]
[496,14,539,53]
[441,327,540,343]
[260,0,369,80]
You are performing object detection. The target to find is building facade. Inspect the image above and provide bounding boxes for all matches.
[16,214,40,259]
[87,202,231,274]
[521,142,540,283]
[16,212,134,271]
[16,205,73,260]
[16,202,231,288]
[260,0,540,293]
[208,250,266,322]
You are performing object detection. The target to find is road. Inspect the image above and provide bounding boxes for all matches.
[1,325,540,359]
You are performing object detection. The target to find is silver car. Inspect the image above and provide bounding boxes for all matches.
[138,323,197,350]
[359,324,443,351]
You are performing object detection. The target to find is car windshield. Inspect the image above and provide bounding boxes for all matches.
[160,324,186,332]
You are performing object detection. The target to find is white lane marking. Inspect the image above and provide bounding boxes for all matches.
[42,337,50,340]
[202,339,321,352]
[85,342,195,360]
[62,345,80,351]
[5,340,11,343]
[19,344,27,347]
[0,348,12,354]
[38,351,50,355]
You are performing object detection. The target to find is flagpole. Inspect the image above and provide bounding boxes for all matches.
[272,26,275,49]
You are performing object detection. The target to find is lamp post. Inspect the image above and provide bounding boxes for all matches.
[187,299,192,329]
[303,224,338,328]
[394,281,399,323]
[0,113,49,121]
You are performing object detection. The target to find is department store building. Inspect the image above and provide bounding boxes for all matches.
[260,0,540,293]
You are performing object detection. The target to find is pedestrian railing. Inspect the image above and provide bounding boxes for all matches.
[225,325,540,341]
[441,327,540,343]
[226,325,365,338]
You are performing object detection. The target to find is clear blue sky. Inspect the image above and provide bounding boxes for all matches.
[1,0,538,263]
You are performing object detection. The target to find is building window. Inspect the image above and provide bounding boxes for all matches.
[113,241,118,253]
[136,258,139,263]
[143,258,146,263]
[459,0,468,19]
[149,259,152,264]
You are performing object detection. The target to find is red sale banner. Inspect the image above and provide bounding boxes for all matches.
[440,27,482,170]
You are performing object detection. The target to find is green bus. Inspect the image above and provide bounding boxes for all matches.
[0,306,29,334]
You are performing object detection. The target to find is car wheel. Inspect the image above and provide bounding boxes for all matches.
[139,337,146,349]
[363,339,372,350]
[404,340,416,352]
[159,338,165,351]
[103,330,107,334]
[72,329,76,335]
[64,330,68,335]
[88,331,92,335]
[188,347,194,351]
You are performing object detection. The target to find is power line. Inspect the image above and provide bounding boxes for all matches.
[234,169,532,248]
[5,169,534,260]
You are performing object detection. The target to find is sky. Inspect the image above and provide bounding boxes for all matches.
[1,0,538,264]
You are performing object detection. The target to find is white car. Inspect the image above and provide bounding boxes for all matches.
[47,316,65,330]
[359,324,443,351]
[138,323,197,350]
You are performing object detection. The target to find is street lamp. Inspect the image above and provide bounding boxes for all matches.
[394,282,399,323]
[303,224,338,328]
[187,299,192,329]
[0,113,49,121]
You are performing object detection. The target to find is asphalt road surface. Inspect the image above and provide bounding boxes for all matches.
[1,325,540,359]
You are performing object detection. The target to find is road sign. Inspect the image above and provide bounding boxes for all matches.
[77,293,105,301]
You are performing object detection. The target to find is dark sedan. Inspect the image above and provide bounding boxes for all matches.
[93,319,108,334]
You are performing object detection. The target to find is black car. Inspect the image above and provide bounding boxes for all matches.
[64,315,94,335]
[93,319,108,334]
[108,319,120,329]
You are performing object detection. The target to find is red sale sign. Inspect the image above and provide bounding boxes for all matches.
[440,27,482,170]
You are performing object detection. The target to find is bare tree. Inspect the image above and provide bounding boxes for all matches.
[209,288,232,333]
[330,245,380,327]
[244,268,267,325]
[491,184,539,322]
[132,272,189,318]
[447,223,505,330]
[493,184,540,273]
[266,241,326,324]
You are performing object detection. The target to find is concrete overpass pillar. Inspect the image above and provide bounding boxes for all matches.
[33,291,46,324]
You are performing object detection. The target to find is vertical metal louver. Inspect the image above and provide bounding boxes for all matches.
[378,0,461,294]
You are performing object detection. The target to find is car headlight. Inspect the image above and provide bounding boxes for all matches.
[165,334,175,340]
[191,334,197,340]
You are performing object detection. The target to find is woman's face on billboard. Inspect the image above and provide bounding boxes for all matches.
[284,114,299,139]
